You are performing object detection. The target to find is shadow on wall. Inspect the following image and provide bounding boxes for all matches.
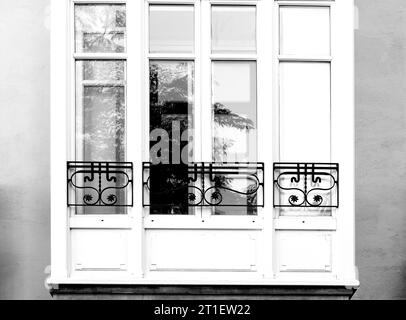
[353,0,406,300]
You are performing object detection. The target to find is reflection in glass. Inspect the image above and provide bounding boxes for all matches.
[75,60,126,214]
[82,60,125,81]
[212,61,258,215]
[212,6,256,54]
[149,61,195,215]
[149,5,195,53]
[75,4,126,53]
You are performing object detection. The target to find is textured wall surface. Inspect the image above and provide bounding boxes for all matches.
[354,0,406,299]
[0,0,51,300]
[0,0,405,300]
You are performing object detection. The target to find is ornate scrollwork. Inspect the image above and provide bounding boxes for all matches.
[67,162,133,207]
[273,163,339,208]
[142,162,265,208]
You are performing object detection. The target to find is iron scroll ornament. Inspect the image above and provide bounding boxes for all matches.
[67,162,134,207]
[273,163,339,208]
[142,162,265,208]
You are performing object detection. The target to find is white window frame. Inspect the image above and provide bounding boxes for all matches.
[143,0,267,231]
[49,0,359,288]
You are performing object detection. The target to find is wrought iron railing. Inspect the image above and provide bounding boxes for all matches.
[143,162,265,208]
[67,162,133,207]
[273,163,339,208]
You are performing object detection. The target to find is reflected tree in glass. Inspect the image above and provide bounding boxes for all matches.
[149,61,194,215]
[212,61,258,215]
[75,60,127,214]
[75,4,126,53]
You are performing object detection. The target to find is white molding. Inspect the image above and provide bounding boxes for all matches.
[331,0,356,282]
[257,0,275,279]
[50,0,357,287]
[48,276,360,287]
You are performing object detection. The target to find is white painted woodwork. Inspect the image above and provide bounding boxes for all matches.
[49,0,358,288]
[276,231,333,273]
[146,230,259,272]
[71,229,129,271]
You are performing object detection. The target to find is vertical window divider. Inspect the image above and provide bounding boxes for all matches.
[257,0,275,279]
[127,0,144,277]
[68,0,77,221]
[200,0,214,220]
[194,0,204,219]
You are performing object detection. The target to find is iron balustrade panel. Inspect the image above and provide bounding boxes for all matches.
[273,163,339,208]
[67,162,134,207]
[143,162,265,208]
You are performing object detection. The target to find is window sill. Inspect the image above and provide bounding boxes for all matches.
[49,283,358,300]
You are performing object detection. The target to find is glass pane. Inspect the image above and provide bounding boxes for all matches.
[75,60,127,214]
[149,61,195,215]
[279,62,331,217]
[279,62,330,163]
[149,5,195,53]
[75,4,126,53]
[82,60,125,81]
[280,6,330,56]
[212,61,257,215]
[212,6,256,54]
[76,61,126,161]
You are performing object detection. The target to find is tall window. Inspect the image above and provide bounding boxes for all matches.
[74,4,127,214]
[147,2,259,216]
[148,5,195,215]
[211,5,258,215]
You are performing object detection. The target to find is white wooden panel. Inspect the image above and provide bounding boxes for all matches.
[71,229,128,271]
[280,6,330,56]
[147,230,258,272]
[274,217,337,231]
[277,231,333,273]
[280,62,331,162]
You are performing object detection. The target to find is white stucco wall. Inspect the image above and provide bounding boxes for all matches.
[0,0,51,300]
[0,0,405,300]
[354,0,406,299]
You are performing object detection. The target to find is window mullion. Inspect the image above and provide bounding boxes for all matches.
[200,0,213,164]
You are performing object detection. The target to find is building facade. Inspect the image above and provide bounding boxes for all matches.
[46,0,358,299]
[0,1,404,298]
